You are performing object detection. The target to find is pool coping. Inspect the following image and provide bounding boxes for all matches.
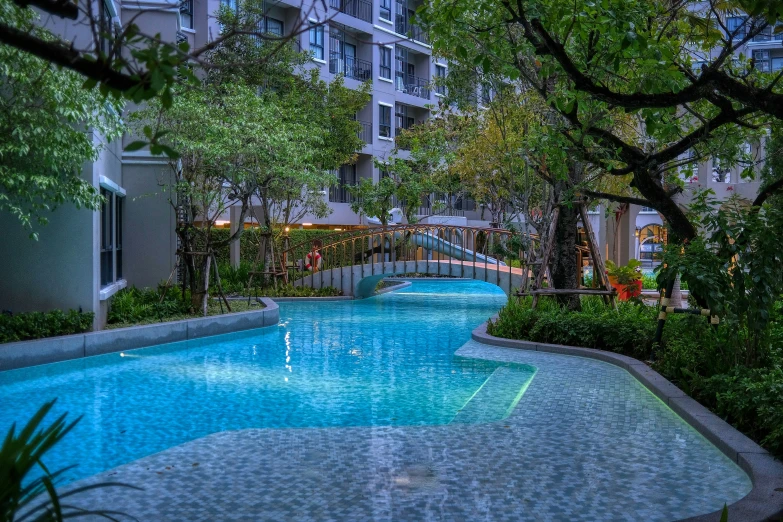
[471,320,783,522]
[0,298,280,372]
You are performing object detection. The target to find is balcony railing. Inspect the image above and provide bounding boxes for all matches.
[330,0,372,22]
[395,3,429,44]
[752,27,783,41]
[329,53,373,81]
[358,120,372,144]
[395,73,430,99]
[417,206,465,217]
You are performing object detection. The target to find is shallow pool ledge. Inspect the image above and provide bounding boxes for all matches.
[0,298,280,372]
[472,320,783,522]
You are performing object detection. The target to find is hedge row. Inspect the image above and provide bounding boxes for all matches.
[0,310,94,344]
[200,228,338,264]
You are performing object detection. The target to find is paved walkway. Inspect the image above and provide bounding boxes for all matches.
[65,341,750,521]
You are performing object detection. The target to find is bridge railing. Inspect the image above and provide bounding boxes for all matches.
[279,224,542,293]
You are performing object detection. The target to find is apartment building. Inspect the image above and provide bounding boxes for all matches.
[0,1,771,327]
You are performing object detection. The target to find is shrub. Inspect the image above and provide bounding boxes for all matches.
[256,284,342,297]
[700,367,783,457]
[0,309,94,344]
[107,286,189,324]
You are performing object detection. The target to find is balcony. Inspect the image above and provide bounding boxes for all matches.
[752,25,783,42]
[329,53,373,81]
[395,2,429,44]
[330,0,372,23]
[358,120,372,144]
[395,73,430,99]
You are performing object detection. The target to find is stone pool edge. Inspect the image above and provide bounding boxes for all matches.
[0,298,280,372]
[471,320,783,522]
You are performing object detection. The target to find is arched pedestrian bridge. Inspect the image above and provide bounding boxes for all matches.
[282,225,540,298]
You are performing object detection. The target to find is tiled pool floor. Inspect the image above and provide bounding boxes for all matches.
[66,340,750,521]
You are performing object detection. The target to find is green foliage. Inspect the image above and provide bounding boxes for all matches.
[0,310,93,344]
[1,400,134,521]
[254,285,343,298]
[488,296,660,358]
[0,3,124,236]
[200,228,335,264]
[659,192,783,366]
[107,286,189,324]
[700,366,783,457]
[605,259,642,285]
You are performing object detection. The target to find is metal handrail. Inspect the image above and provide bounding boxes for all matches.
[329,53,373,81]
[330,0,372,22]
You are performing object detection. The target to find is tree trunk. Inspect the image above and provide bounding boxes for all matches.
[550,203,581,311]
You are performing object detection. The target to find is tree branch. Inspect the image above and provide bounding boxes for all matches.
[13,0,77,19]
[0,22,138,91]
[753,177,783,207]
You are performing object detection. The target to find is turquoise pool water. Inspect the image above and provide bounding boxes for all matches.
[0,280,535,484]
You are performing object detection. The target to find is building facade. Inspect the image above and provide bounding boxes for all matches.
[0,1,768,328]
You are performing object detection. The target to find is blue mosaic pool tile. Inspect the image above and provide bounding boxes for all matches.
[62,340,750,521]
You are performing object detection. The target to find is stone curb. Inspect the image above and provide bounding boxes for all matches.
[0,298,280,372]
[471,321,783,522]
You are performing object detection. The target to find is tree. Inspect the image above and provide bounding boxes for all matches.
[421,0,768,247]
[0,0,335,126]
[0,3,123,236]
[349,123,453,225]
[134,10,369,308]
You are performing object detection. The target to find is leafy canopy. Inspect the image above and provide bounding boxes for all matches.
[0,3,123,237]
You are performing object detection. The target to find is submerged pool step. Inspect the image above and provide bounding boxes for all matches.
[450,365,536,425]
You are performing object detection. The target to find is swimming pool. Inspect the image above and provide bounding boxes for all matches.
[0,280,752,520]
[0,280,533,483]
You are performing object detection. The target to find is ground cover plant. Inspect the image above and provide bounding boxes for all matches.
[487,296,783,457]
[0,400,135,520]
[0,310,93,344]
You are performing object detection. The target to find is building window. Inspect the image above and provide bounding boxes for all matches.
[726,16,746,38]
[712,157,731,183]
[220,0,237,9]
[99,1,113,55]
[329,165,358,203]
[394,102,414,136]
[435,65,446,95]
[179,0,193,29]
[264,17,284,37]
[380,47,392,80]
[310,23,324,60]
[380,0,391,21]
[379,104,391,138]
[100,188,124,287]
[754,50,771,72]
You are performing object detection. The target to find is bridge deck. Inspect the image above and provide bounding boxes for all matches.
[293,259,528,298]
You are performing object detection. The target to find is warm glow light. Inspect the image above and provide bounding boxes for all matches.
[302,223,313,226]
[334,228,342,231]
[215,220,230,226]
[284,227,290,233]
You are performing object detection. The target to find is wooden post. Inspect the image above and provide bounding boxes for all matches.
[532,207,559,309]
[579,204,616,309]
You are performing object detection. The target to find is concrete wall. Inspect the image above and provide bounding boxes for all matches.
[121,161,177,289]
[0,169,98,321]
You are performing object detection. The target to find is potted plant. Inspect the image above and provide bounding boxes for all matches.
[605,259,643,300]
